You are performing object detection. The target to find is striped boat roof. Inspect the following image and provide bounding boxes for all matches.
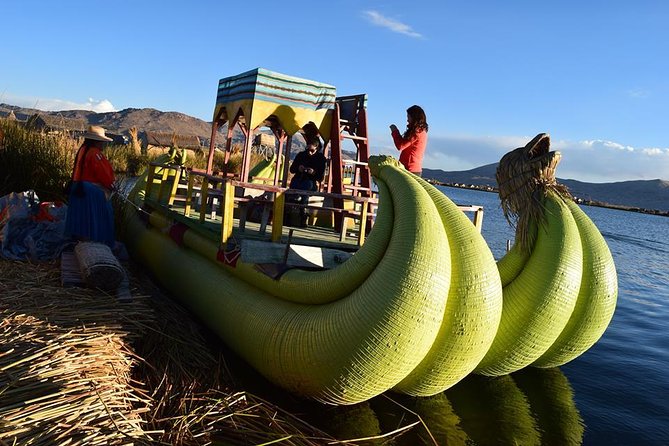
[216,68,337,111]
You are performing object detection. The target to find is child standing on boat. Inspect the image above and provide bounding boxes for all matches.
[390,105,429,176]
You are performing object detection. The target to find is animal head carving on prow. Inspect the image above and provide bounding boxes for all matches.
[496,133,571,250]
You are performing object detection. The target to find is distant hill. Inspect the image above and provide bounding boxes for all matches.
[0,103,318,155]
[2,103,666,211]
[559,178,669,212]
[0,103,215,139]
[424,165,669,212]
[424,163,498,187]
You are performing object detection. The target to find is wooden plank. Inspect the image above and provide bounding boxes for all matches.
[240,240,353,269]
[271,191,285,242]
[167,167,182,205]
[221,181,234,244]
[199,176,210,223]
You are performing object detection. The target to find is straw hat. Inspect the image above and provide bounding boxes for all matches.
[83,125,113,142]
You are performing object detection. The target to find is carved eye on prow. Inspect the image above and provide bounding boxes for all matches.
[525,133,551,160]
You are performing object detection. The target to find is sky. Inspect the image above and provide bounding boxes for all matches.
[2,0,668,183]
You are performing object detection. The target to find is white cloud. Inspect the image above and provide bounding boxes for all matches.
[642,148,667,156]
[602,140,634,152]
[373,132,669,182]
[628,88,650,99]
[362,10,423,38]
[2,93,116,113]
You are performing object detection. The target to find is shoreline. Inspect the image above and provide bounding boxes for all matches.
[427,179,669,217]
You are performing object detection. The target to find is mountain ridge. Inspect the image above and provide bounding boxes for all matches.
[2,103,666,212]
[423,165,668,213]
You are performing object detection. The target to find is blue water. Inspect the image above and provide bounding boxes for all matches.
[438,186,669,445]
[217,185,669,444]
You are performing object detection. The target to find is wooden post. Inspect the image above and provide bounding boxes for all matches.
[220,180,234,244]
[145,165,157,200]
[240,124,254,183]
[357,202,369,246]
[356,97,372,196]
[207,108,225,174]
[339,216,348,242]
[184,173,195,217]
[206,120,219,174]
[199,177,210,223]
[167,167,181,206]
[271,191,285,242]
[157,166,171,203]
[273,130,286,186]
[223,113,240,176]
[281,135,292,188]
[473,207,484,233]
[283,229,294,265]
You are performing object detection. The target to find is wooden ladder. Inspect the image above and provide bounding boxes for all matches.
[326,94,372,198]
[325,94,374,231]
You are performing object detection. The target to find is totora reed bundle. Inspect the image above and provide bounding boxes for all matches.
[0,260,154,444]
[496,133,571,251]
[0,259,346,445]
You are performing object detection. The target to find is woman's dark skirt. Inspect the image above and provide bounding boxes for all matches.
[65,182,115,246]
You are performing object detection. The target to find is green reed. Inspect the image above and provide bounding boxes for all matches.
[0,119,76,201]
[0,119,269,202]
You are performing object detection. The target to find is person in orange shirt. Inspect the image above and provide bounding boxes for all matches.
[389,105,429,176]
[64,126,116,246]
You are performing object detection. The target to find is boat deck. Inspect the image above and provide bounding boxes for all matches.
[146,198,364,252]
[140,164,484,267]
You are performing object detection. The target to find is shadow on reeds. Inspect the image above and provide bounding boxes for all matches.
[0,260,155,444]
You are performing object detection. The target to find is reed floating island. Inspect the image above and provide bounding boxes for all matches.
[120,68,618,405]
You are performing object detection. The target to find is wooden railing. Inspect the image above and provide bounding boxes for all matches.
[144,163,379,247]
[143,162,484,248]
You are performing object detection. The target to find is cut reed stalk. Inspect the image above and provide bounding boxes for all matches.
[3,259,384,445]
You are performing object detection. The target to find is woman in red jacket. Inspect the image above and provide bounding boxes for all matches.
[65,126,116,246]
[390,105,429,176]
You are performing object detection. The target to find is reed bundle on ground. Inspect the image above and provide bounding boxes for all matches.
[0,260,155,444]
[0,259,346,445]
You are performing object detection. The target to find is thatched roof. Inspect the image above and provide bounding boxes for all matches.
[146,131,201,149]
[0,110,18,121]
[253,133,275,147]
[29,114,87,131]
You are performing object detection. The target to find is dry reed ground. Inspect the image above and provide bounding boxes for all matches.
[0,259,340,445]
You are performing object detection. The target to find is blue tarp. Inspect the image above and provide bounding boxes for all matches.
[0,191,68,261]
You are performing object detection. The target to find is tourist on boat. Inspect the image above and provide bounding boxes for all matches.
[64,126,116,247]
[389,105,429,176]
[288,137,326,226]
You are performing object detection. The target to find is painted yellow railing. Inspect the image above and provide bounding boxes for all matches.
[144,163,483,249]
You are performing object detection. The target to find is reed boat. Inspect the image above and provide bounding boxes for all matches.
[121,69,618,405]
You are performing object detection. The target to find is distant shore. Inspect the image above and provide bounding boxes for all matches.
[426,179,669,217]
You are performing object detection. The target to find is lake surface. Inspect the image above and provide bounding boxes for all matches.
[434,186,669,445]
[230,186,668,445]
